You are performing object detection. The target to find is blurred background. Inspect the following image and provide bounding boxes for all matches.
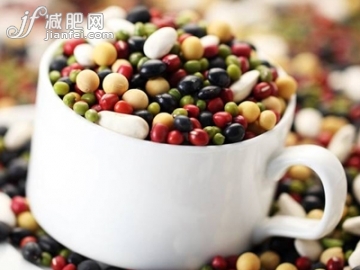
[0,0,359,110]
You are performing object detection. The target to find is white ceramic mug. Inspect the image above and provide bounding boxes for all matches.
[27,40,347,270]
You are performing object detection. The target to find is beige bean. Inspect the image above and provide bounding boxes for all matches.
[260,251,280,270]
[146,77,170,97]
[288,165,312,181]
[261,96,282,114]
[207,20,233,43]
[276,75,297,100]
[276,263,297,270]
[307,209,324,219]
[76,70,100,93]
[93,42,117,66]
[181,36,204,60]
[122,89,149,110]
[259,110,277,131]
[102,73,129,95]
[153,113,174,129]
[236,252,261,270]
[17,211,39,232]
[238,101,261,123]
[320,247,344,264]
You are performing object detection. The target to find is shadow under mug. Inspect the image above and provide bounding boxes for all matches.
[27,40,347,270]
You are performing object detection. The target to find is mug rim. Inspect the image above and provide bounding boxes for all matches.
[39,39,296,153]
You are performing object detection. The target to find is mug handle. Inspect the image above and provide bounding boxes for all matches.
[252,145,347,244]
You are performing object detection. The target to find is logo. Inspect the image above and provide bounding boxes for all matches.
[6,6,114,41]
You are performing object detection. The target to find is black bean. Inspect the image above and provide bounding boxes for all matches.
[38,235,62,256]
[178,75,203,95]
[1,183,20,198]
[10,228,33,246]
[17,179,26,197]
[304,184,325,202]
[49,55,68,72]
[311,262,326,270]
[139,60,166,78]
[7,158,28,182]
[207,68,230,88]
[155,93,178,113]
[223,123,245,143]
[174,115,193,133]
[0,150,19,166]
[0,126,8,136]
[97,69,112,90]
[67,252,86,266]
[208,57,227,70]
[133,110,153,127]
[130,73,147,89]
[182,24,206,38]
[22,242,42,264]
[77,260,101,270]
[0,170,9,187]
[197,86,221,100]
[199,111,214,127]
[302,195,324,212]
[126,6,151,23]
[58,77,75,91]
[128,36,146,53]
[0,221,11,242]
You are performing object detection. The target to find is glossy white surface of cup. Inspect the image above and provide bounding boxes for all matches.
[27,40,346,270]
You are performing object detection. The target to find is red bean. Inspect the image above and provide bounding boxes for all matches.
[345,155,360,169]
[169,69,187,87]
[95,89,105,101]
[295,257,312,270]
[225,255,238,269]
[211,255,227,270]
[91,104,102,112]
[62,264,76,270]
[167,130,184,145]
[61,63,83,78]
[190,117,202,129]
[326,257,344,270]
[178,33,192,44]
[183,104,200,118]
[117,65,133,81]
[114,40,129,59]
[220,88,234,103]
[238,56,250,73]
[150,123,169,143]
[20,236,37,248]
[204,45,219,58]
[63,39,85,56]
[162,54,181,73]
[151,16,176,28]
[99,94,119,111]
[253,82,272,100]
[114,100,133,114]
[233,115,248,129]
[51,256,66,270]
[270,67,278,81]
[207,98,224,114]
[244,131,256,140]
[270,82,278,96]
[189,128,209,146]
[317,131,333,147]
[11,196,29,215]
[74,84,85,95]
[231,43,252,58]
[213,111,232,129]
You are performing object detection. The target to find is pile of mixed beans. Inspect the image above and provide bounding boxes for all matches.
[49,5,297,146]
